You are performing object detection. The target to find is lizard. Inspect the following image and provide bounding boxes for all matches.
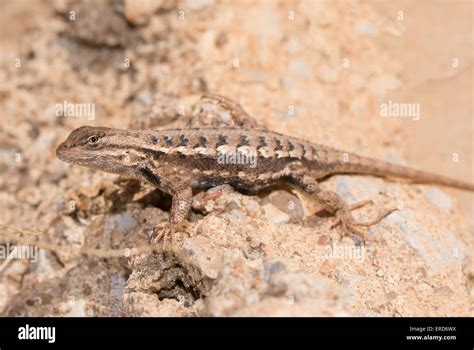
[56,94,474,245]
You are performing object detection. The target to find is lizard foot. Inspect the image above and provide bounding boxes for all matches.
[331,206,397,242]
[150,221,190,250]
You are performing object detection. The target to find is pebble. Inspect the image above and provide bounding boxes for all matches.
[355,20,376,36]
[318,235,332,246]
[262,190,304,222]
[425,188,452,211]
[124,0,162,25]
[186,0,214,11]
[289,59,311,80]
[262,204,290,224]
[105,212,134,232]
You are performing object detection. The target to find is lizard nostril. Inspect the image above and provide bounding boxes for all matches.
[56,142,68,158]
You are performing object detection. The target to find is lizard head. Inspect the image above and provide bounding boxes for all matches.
[56,126,137,174]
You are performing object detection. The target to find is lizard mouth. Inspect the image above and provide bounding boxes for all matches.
[55,141,83,163]
[55,144,90,165]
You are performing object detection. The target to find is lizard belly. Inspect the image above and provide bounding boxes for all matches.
[194,166,278,192]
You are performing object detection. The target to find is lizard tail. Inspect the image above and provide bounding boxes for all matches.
[334,152,474,192]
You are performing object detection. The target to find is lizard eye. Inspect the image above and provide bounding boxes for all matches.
[87,135,99,144]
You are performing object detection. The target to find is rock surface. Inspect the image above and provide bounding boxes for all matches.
[0,0,472,317]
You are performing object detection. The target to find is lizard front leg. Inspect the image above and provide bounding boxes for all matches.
[151,185,193,249]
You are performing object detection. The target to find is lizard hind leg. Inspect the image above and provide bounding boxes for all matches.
[285,171,395,242]
[321,190,397,241]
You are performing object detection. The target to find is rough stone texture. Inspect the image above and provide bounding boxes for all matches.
[0,1,472,317]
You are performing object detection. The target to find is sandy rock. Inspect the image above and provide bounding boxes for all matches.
[425,188,453,211]
[185,0,214,11]
[124,0,163,26]
[0,0,471,318]
[262,204,290,224]
[355,20,376,36]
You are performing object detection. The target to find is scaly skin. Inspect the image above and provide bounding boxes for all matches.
[56,94,473,243]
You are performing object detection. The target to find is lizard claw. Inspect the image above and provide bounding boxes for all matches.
[332,206,398,243]
[150,221,190,250]
[331,213,373,242]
